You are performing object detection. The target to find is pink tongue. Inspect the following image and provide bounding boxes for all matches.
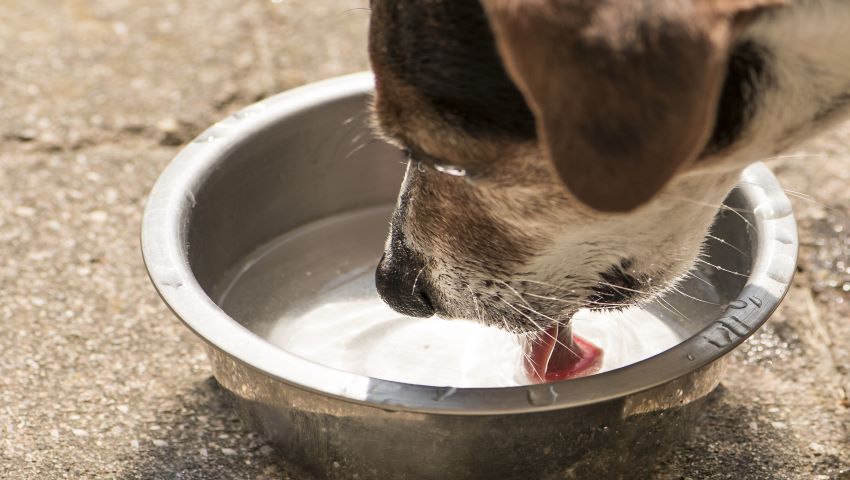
[524,324,603,383]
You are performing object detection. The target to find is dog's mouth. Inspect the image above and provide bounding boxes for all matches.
[513,261,653,382]
[522,323,603,382]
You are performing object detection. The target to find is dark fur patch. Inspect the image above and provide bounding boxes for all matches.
[588,258,645,307]
[368,0,536,139]
[703,41,772,154]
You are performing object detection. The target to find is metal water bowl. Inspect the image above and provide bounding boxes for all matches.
[142,73,797,480]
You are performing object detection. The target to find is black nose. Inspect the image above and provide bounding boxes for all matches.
[375,245,436,318]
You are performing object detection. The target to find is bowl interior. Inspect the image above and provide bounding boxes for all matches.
[184,86,755,388]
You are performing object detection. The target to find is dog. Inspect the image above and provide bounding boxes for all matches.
[367,0,850,376]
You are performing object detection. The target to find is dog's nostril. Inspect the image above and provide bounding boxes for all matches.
[375,251,436,318]
[417,290,434,313]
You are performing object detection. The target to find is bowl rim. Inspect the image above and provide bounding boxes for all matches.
[141,72,798,415]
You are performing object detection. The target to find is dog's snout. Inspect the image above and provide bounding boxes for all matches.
[375,243,435,318]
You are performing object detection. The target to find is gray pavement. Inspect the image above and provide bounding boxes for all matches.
[0,1,847,479]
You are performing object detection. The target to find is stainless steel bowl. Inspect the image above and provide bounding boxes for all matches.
[141,72,798,480]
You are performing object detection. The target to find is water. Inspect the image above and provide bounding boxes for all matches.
[215,206,687,388]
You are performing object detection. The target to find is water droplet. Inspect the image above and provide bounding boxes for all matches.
[686,354,695,361]
[232,105,266,120]
[185,190,196,208]
[527,386,558,406]
[192,134,220,143]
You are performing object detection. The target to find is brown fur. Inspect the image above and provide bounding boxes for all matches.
[482,0,787,212]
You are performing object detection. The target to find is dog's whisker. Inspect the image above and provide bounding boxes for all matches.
[521,331,548,346]
[522,292,582,306]
[662,299,689,321]
[498,278,573,309]
[349,132,366,146]
[516,278,573,291]
[517,279,585,299]
[497,278,630,316]
[497,297,580,358]
[493,279,536,310]
[657,297,689,323]
[514,302,560,323]
[410,266,426,296]
[340,110,369,126]
[783,190,826,206]
[670,285,721,305]
[495,278,578,326]
[721,205,756,231]
[706,233,750,258]
[595,280,649,297]
[737,180,826,207]
[661,193,751,213]
[516,329,544,380]
[468,286,482,317]
[779,187,813,198]
[586,300,634,308]
[341,7,372,16]
[694,258,749,278]
[661,192,757,230]
[760,153,826,161]
[344,138,381,160]
[528,292,634,309]
[683,270,715,289]
[521,292,633,310]
[520,348,540,375]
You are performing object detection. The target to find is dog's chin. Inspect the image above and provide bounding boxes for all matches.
[434,289,649,335]
[425,258,686,334]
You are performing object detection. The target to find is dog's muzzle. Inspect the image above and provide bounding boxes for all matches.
[375,240,436,318]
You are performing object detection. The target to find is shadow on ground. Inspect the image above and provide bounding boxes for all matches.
[656,385,845,479]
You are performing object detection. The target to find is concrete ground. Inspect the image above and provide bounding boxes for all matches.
[0,1,846,479]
